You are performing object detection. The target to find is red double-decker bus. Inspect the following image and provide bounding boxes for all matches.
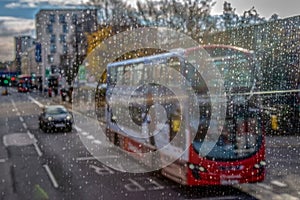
[99,45,265,186]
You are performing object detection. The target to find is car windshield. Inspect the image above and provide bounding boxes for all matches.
[46,107,68,115]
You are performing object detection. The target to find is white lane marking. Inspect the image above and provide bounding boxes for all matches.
[22,123,27,129]
[76,155,119,161]
[257,183,273,190]
[27,130,34,139]
[43,164,59,188]
[0,159,6,163]
[28,95,44,108]
[271,180,287,187]
[74,126,82,132]
[92,140,102,145]
[11,99,17,108]
[90,164,115,175]
[86,135,95,140]
[81,132,89,136]
[12,98,43,157]
[33,142,43,157]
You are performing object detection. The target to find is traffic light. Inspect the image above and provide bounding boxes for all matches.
[3,79,9,85]
[0,76,10,86]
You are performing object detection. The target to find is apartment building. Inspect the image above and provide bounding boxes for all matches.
[35,9,98,84]
[15,36,35,74]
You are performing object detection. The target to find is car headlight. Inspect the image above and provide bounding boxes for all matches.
[66,115,72,120]
[47,116,53,121]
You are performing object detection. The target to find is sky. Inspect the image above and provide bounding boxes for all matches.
[1,0,300,62]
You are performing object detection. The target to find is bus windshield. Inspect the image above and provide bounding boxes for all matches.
[206,46,255,92]
[192,46,263,161]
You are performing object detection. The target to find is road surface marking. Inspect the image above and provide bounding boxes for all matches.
[90,164,115,175]
[257,183,273,190]
[86,135,95,140]
[11,98,43,158]
[81,132,89,136]
[3,133,35,147]
[0,159,6,163]
[11,99,17,108]
[74,126,82,132]
[43,164,59,188]
[92,140,102,144]
[76,155,119,161]
[33,142,43,157]
[271,180,287,187]
[27,130,34,139]
[22,123,27,129]
[28,96,44,108]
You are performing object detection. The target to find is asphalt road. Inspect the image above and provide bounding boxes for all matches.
[0,87,299,200]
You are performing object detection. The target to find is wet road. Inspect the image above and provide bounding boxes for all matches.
[0,88,299,200]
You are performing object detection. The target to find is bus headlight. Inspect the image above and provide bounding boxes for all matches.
[189,164,195,170]
[254,164,260,169]
[259,160,267,166]
[188,164,206,172]
[254,160,266,169]
[199,166,206,172]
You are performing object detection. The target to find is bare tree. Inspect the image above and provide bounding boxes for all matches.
[135,0,216,40]
[85,0,217,41]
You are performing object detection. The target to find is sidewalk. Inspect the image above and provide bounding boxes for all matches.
[50,94,73,110]
[35,89,73,110]
[0,133,18,200]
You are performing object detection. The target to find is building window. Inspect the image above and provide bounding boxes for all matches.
[50,34,56,43]
[51,65,60,74]
[49,14,55,23]
[59,14,66,24]
[59,34,66,43]
[72,14,78,24]
[48,55,54,63]
[47,24,53,33]
[50,44,56,54]
[62,24,68,33]
[63,44,68,54]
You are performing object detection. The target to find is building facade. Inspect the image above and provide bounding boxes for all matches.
[35,9,98,85]
[15,36,35,74]
[20,46,40,75]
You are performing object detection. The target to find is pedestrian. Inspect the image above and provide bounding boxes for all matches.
[68,86,73,103]
[48,87,52,97]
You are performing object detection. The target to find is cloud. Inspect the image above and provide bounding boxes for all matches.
[0,16,35,36]
[5,0,90,9]
[5,2,37,9]
[0,17,35,62]
[0,36,15,61]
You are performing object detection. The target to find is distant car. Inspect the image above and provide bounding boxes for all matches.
[17,83,30,93]
[39,105,73,132]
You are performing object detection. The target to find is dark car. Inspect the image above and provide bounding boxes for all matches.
[17,83,30,93]
[39,105,73,132]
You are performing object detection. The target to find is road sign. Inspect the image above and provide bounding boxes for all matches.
[45,69,50,78]
[78,65,86,82]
